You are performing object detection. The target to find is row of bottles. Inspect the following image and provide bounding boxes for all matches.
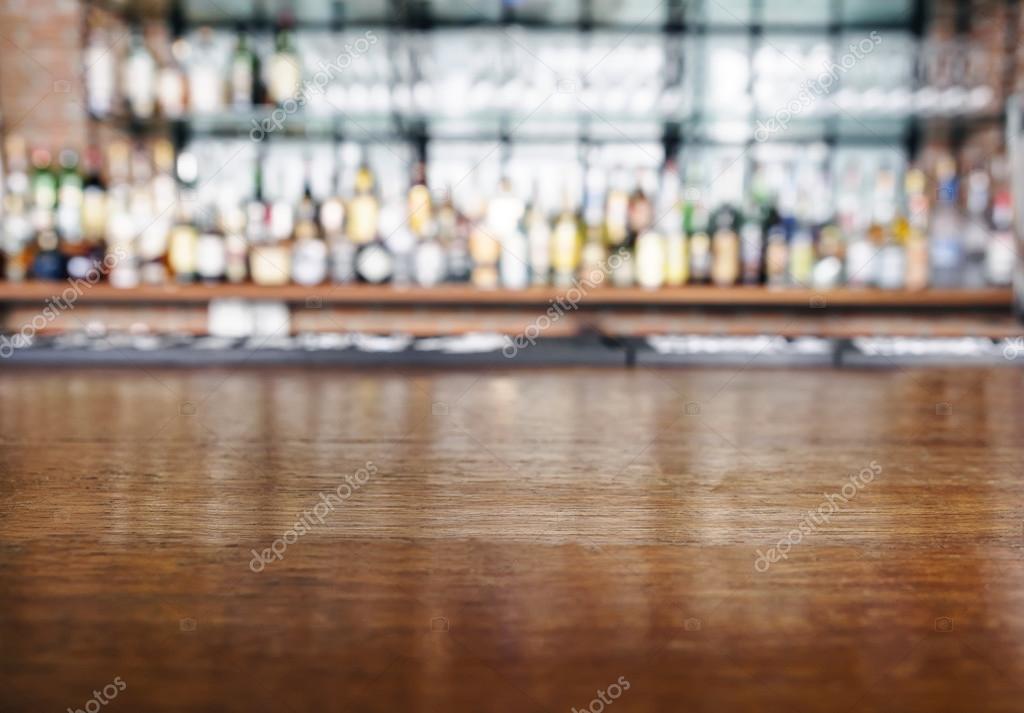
[0,135,1017,291]
[87,23,306,119]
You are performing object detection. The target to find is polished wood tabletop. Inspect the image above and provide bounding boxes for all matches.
[1,366,1022,712]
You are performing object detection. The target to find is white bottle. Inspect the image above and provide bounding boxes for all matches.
[635,230,666,289]
[196,231,227,282]
[414,238,447,287]
[500,229,530,289]
[527,206,551,286]
[189,29,224,115]
[292,238,328,285]
[123,31,157,119]
[85,29,116,117]
[845,233,876,287]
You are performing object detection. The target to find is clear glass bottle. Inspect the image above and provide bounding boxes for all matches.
[550,188,582,288]
[413,220,447,287]
[196,207,227,283]
[986,188,1014,286]
[189,27,224,115]
[525,184,551,286]
[123,28,157,119]
[929,158,965,289]
[268,20,301,106]
[686,199,711,285]
[85,28,116,117]
[158,38,189,119]
[230,26,258,110]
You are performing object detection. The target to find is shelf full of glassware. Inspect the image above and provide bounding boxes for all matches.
[83,0,1018,146]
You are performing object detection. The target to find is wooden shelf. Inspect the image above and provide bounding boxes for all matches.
[0,282,1012,309]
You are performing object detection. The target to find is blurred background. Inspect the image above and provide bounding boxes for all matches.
[1,0,1023,365]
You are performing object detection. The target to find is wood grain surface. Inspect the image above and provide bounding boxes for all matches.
[1,366,1023,712]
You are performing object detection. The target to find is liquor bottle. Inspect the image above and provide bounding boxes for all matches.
[604,168,630,249]
[157,38,188,119]
[55,149,83,244]
[710,206,741,287]
[500,217,530,290]
[812,223,843,290]
[268,20,301,106]
[407,161,433,239]
[221,205,249,284]
[686,198,711,284]
[168,199,198,282]
[525,185,551,286]
[85,28,116,117]
[195,206,227,283]
[845,228,875,287]
[657,162,686,287]
[962,168,990,288]
[123,29,157,119]
[929,158,965,288]
[468,196,500,290]
[627,171,654,245]
[346,165,390,284]
[31,229,66,280]
[904,168,930,291]
[413,220,447,287]
[876,221,907,290]
[580,170,609,283]
[739,213,763,285]
[763,217,789,287]
[0,133,5,278]
[106,201,139,288]
[550,187,582,288]
[381,198,414,287]
[788,224,815,288]
[986,187,1015,286]
[134,145,168,285]
[438,187,469,283]
[488,178,527,289]
[30,148,57,216]
[143,142,171,283]
[79,147,107,250]
[635,227,666,290]
[321,191,353,284]
[291,180,327,286]
[251,203,293,286]
[230,27,258,110]
[347,164,378,247]
[189,27,224,115]
[2,136,34,281]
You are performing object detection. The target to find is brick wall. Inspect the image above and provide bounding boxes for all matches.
[0,0,87,152]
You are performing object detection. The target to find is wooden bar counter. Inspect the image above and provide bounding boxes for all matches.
[1,366,1023,712]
